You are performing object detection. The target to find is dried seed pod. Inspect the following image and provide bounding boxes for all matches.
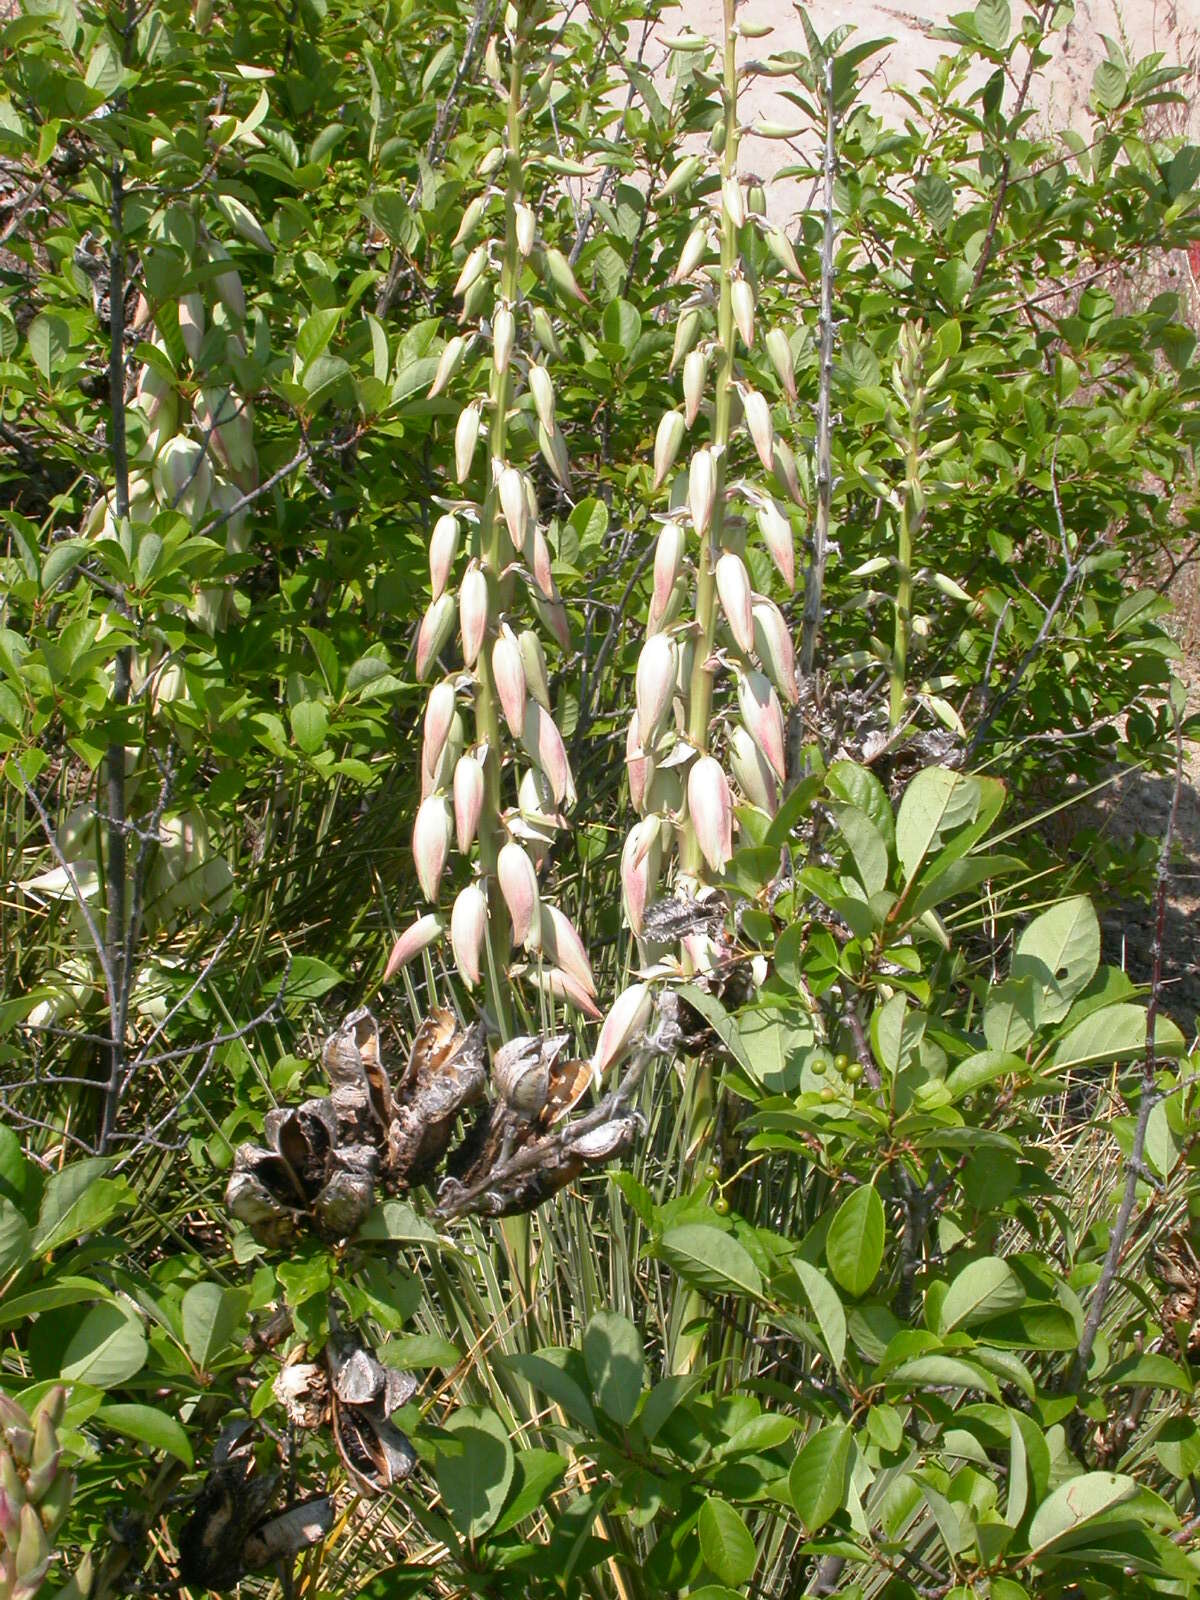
[742,386,774,473]
[493,1034,568,1115]
[687,755,733,873]
[737,669,787,782]
[412,795,452,903]
[454,402,481,483]
[682,347,708,427]
[688,448,716,536]
[429,513,460,600]
[273,1364,330,1430]
[416,593,456,680]
[729,724,778,815]
[653,410,687,491]
[492,624,527,736]
[539,904,597,997]
[765,327,796,400]
[498,466,529,548]
[423,681,457,779]
[383,914,445,981]
[528,363,555,431]
[591,982,653,1081]
[635,633,677,744]
[429,335,467,398]
[450,883,488,987]
[454,243,488,298]
[731,274,755,350]
[452,753,485,853]
[492,305,515,375]
[459,561,489,668]
[498,840,540,949]
[756,496,795,590]
[518,630,551,709]
[715,550,755,654]
[752,596,799,704]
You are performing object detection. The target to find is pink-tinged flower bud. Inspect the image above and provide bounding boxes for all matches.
[429,334,467,398]
[459,560,489,668]
[525,519,554,600]
[772,436,802,504]
[541,904,597,996]
[416,592,456,679]
[452,193,489,248]
[636,634,677,743]
[532,590,572,652]
[453,753,485,852]
[178,291,205,361]
[752,596,799,705]
[729,724,778,815]
[455,401,481,483]
[514,201,536,257]
[498,465,529,547]
[757,496,795,590]
[591,982,653,1081]
[737,669,787,782]
[422,708,464,799]
[527,965,602,1018]
[207,239,246,320]
[682,931,722,978]
[764,223,803,278]
[132,362,179,461]
[528,363,555,431]
[412,795,451,902]
[672,218,709,283]
[453,242,488,298]
[492,624,528,736]
[518,629,551,708]
[688,448,716,535]
[493,304,515,375]
[521,702,575,807]
[669,307,701,372]
[626,712,653,812]
[537,420,572,490]
[153,435,213,524]
[715,550,755,654]
[742,386,774,473]
[498,840,540,949]
[544,245,589,304]
[732,275,755,350]
[765,326,796,401]
[451,883,488,987]
[687,755,733,873]
[531,304,561,358]
[423,680,457,777]
[722,176,746,230]
[429,513,460,600]
[644,763,683,819]
[383,914,445,980]
[621,818,663,935]
[683,347,708,428]
[653,410,687,491]
[650,522,686,632]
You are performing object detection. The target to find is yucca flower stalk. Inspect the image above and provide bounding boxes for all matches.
[889,320,932,727]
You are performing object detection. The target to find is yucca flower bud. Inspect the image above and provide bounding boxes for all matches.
[132,362,179,460]
[454,242,488,298]
[715,550,755,654]
[635,634,677,743]
[742,386,774,473]
[672,218,710,283]
[764,223,803,278]
[591,982,653,1081]
[383,914,445,980]
[621,818,664,935]
[644,764,684,820]
[518,766,562,826]
[528,965,603,1019]
[16,1502,49,1588]
[765,326,796,400]
[688,448,716,535]
[747,180,767,216]
[772,437,802,504]
[521,703,575,807]
[687,755,733,873]
[532,591,571,652]
[731,274,755,350]
[455,401,482,483]
[429,334,467,398]
[737,669,787,782]
[525,520,555,600]
[660,153,704,201]
[498,465,529,547]
[178,291,205,361]
[518,629,551,708]
[452,193,489,248]
[722,176,746,230]
[492,624,528,736]
[756,496,795,589]
[451,883,488,987]
[544,245,589,304]
[514,201,536,257]
[653,411,687,491]
[153,435,213,524]
[651,522,686,630]
[498,841,540,949]
[669,307,701,372]
[492,304,515,375]
[537,421,571,490]
[207,239,246,320]
[626,712,653,812]
[752,596,799,704]
[531,305,561,357]
[683,346,708,428]
[422,681,457,778]
[528,363,555,431]
[412,795,452,902]
[416,592,456,679]
[729,724,778,814]
[429,513,460,600]
[453,753,485,852]
[458,561,489,668]
[540,904,597,996]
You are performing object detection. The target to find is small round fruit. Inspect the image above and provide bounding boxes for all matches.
[845,1061,864,1083]
[819,1085,837,1103]
[811,1057,828,1077]
[704,1163,721,1182]
[833,1053,851,1074]
[713,1196,730,1215]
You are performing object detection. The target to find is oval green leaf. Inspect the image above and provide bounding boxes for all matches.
[698,1497,756,1587]
[825,1185,885,1297]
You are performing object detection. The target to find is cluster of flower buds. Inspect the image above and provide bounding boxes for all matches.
[0,1388,77,1600]
[87,211,263,637]
[387,40,598,1024]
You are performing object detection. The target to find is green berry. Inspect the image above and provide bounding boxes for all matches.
[811,1057,828,1077]
[845,1061,864,1083]
[704,1164,720,1182]
[833,1053,851,1074]
[819,1086,837,1103]
[713,1196,730,1216]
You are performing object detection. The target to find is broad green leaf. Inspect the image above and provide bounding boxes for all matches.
[505,1351,596,1430]
[938,1257,1026,1332]
[887,1356,1000,1398]
[33,1161,133,1254]
[698,1498,756,1586]
[1051,1005,1183,1071]
[659,1224,762,1300]
[826,760,894,848]
[831,803,889,895]
[825,1185,884,1297]
[896,768,978,882]
[789,1258,847,1370]
[491,1449,568,1535]
[944,1050,1024,1100]
[182,1282,250,1369]
[0,1197,30,1278]
[789,1424,851,1531]
[975,0,1010,48]
[435,1406,514,1538]
[1012,897,1099,1023]
[99,1403,193,1466]
[583,1312,644,1426]
[1028,1473,1142,1554]
[290,700,328,754]
[60,1305,147,1388]
[717,1413,798,1457]
[356,1199,441,1243]
[380,1333,460,1369]
[28,314,69,380]
[639,1374,703,1441]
